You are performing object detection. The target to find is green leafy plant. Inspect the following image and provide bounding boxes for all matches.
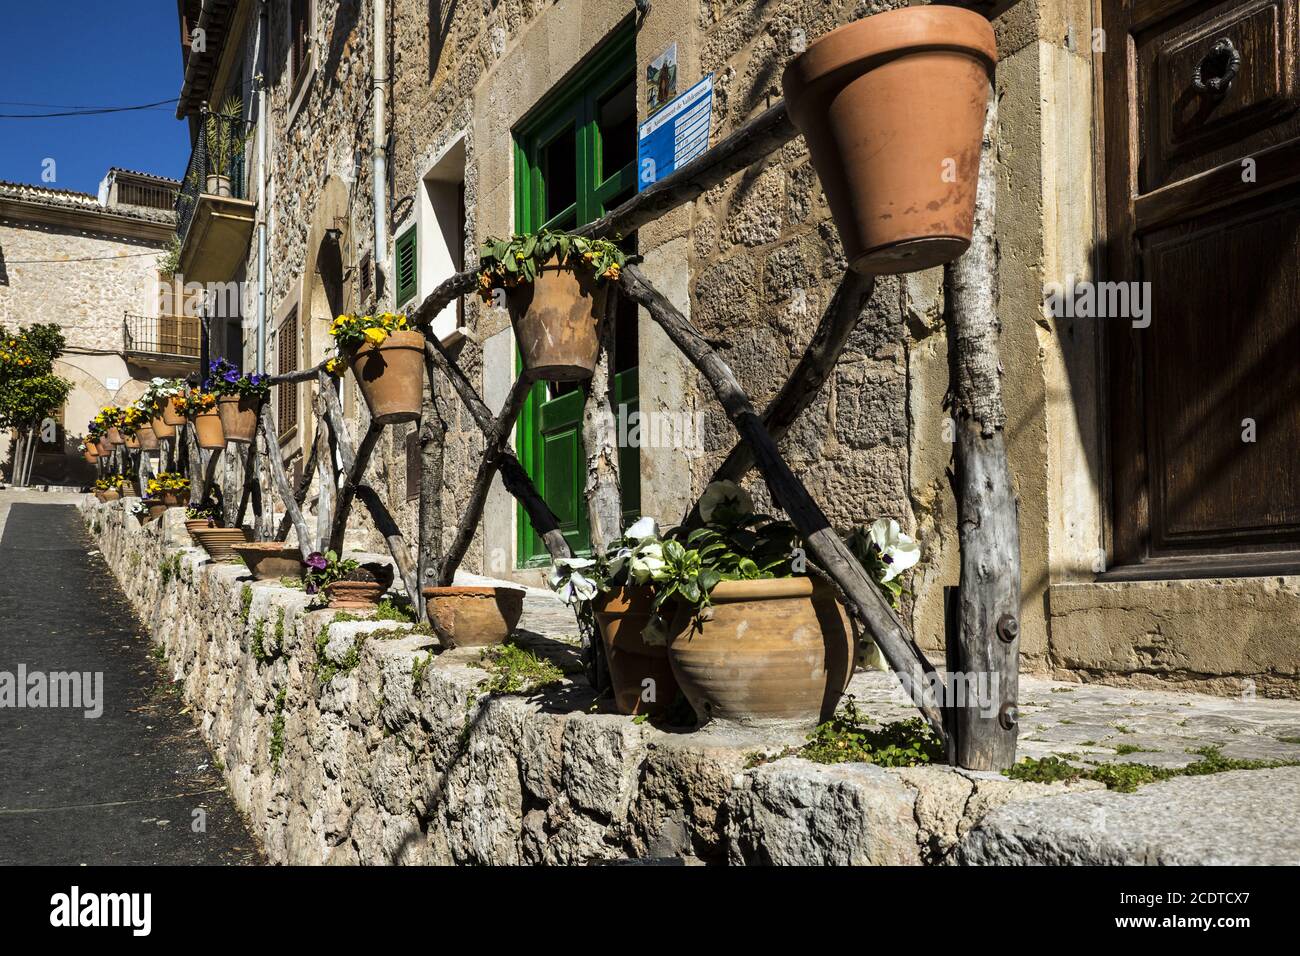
[302,550,359,595]
[474,643,564,695]
[476,229,631,299]
[140,377,186,417]
[204,358,269,400]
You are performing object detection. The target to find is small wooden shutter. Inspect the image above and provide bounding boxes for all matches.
[395,227,418,308]
[405,427,421,500]
[290,0,311,82]
[277,308,298,437]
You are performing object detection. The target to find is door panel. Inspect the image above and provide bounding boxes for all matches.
[1105,0,1300,571]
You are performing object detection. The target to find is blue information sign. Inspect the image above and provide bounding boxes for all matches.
[637,75,713,191]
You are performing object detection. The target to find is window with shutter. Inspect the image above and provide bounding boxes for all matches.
[290,0,311,84]
[277,308,298,437]
[405,427,421,500]
[395,227,418,308]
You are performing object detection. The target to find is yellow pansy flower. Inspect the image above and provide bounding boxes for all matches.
[363,327,388,347]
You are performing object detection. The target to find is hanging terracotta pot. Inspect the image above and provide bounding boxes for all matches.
[507,262,610,381]
[162,398,186,428]
[124,433,140,450]
[664,576,856,729]
[348,329,425,424]
[590,585,679,718]
[82,446,98,464]
[160,490,185,508]
[150,414,176,440]
[137,425,159,451]
[781,6,997,275]
[217,394,259,444]
[191,409,226,449]
[106,426,124,445]
[421,586,525,647]
[185,517,217,538]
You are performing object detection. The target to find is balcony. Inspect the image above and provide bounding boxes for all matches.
[123,313,202,373]
[175,109,255,284]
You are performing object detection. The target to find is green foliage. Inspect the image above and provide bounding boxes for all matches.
[800,699,943,767]
[1113,743,1156,756]
[251,608,284,663]
[158,235,181,275]
[373,598,416,623]
[269,687,287,772]
[240,585,253,625]
[477,229,630,293]
[1004,745,1300,793]
[1003,756,1085,786]
[411,653,431,686]
[474,643,564,696]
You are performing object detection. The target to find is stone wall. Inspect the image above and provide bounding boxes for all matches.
[83,496,1076,865]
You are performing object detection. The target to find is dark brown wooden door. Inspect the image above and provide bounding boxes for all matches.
[1103,0,1300,577]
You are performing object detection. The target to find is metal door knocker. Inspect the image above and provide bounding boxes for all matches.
[1192,37,1241,95]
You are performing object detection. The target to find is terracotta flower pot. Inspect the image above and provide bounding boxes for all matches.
[160,490,185,508]
[324,580,387,610]
[150,414,176,439]
[421,586,525,647]
[507,263,610,381]
[161,400,185,428]
[185,517,217,537]
[191,409,226,449]
[217,394,259,444]
[145,500,167,520]
[232,543,304,581]
[83,447,98,464]
[591,586,679,717]
[665,576,856,729]
[781,6,997,275]
[137,425,159,451]
[106,426,124,445]
[100,489,120,502]
[191,526,249,562]
[124,434,140,450]
[348,329,425,424]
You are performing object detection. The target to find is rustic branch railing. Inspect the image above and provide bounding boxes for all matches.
[119,79,1017,766]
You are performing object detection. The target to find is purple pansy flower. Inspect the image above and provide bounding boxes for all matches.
[305,551,328,570]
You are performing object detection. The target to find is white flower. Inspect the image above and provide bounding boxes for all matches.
[547,557,598,606]
[698,479,753,523]
[867,518,920,582]
[857,639,887,672]
[629,541,667,584]
[624,516,659,542]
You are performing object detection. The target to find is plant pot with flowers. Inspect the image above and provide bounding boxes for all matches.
[93,477,120,502]
[205,358,267,444]
[143,378,186,436]
[125,498,150,526]
[80,440,98,464]
[147,472,190,508]
[327,312,424,424]
[478,230,629,382]
[304,550,396,610]
[92,405,125,446]
[119,405,147,451]
[177,388,225,449]
[781,6,997,275]
[184,504,220,538]
[546,516,679,717]
[117,471,140,498]
[136,423,158,451]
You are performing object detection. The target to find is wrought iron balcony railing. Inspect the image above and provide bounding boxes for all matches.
[123,313,202,362]
[175,109,252,245]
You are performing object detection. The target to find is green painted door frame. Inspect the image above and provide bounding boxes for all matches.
[514,26,639,566]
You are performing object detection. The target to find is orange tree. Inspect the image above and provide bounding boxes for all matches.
[0,323,72,485]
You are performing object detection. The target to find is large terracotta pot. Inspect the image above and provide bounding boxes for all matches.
[217,394,259,444]
[781,7,996,275]
[106,426,124,445]
[124,433,140,450]
[83,446,98,464]
[348,330,425,424]
[185,517,217,538]
[191,526,249,562]
[324,581,387,610]
[150,414,176,439]
[144,500,167,520]
[160,490,185,508]
[161,399,185,428]
[665,576,856,729]
[100,489,120,502]
[591,586,679,717]
[422,586,525,647]
[507,263,610,381]
[232,543,304,581]
[191,409,226,449]
[137,425,159,451]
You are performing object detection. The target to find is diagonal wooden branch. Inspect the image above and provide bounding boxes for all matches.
[438,374,533,586]
[423,337,572,561]
[328,421,381,553]
[620,263,946,741]
[313,388,335,552]
[259,403,314,559]
[275,417,320,541]
[417,354,449,618]
[582,311,623,551]
[234,423,260,529]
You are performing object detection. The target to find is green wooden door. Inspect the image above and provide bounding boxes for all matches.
[515,28,640,566]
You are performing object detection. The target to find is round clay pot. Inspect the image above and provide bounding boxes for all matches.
[591,586,679,717]
[665,576,856,729]
[124,434,140,450]
[82,447,98,464]
[348,329,425,424]
[100,489,120,502]
[162,397,186,428]
[106,426,124,446]
[324,580,387,610]
[137,425,159,451]
[191,409,226,449]
[185,517,217,537]
[422,585,525,647]
[191,526,249,562]
[232,543,304,581]
[781,6,996,275]
[217,394,259,444]
[507,263,610,381]
[160,490,185,508]
[144,500,167,520]
[150,414,176,440]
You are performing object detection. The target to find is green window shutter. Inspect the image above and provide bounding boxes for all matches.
[395,227,418,307]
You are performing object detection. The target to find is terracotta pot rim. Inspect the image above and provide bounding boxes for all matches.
[232,542,298,554]
[782,7,996,118]
[701,575,837,603]
[421,585,525,597]
[350,329,426,355]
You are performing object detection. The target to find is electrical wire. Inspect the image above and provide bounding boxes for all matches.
[0,251,164,264]
[0,98,179,119]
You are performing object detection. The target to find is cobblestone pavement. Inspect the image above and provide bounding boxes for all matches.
[0,490,261,864]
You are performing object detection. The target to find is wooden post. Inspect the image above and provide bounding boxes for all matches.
[416,354,449,618]
[259,403,314,559]
[942,89,1021,770]
[620,263,947,741]
[313,385,335,552]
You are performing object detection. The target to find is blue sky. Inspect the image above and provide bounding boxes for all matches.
[0,1,190,194]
